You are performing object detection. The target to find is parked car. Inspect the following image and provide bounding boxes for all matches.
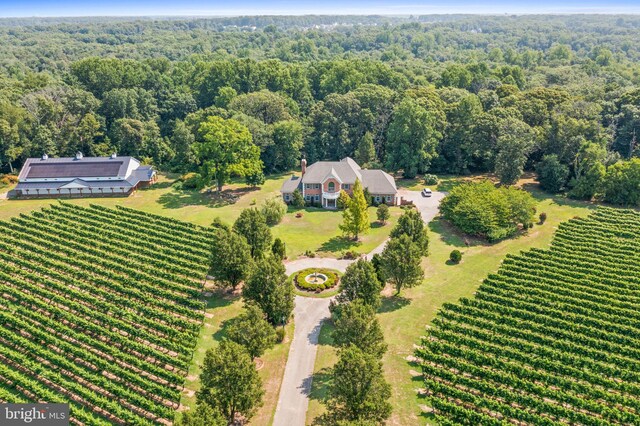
[422,188,432,197]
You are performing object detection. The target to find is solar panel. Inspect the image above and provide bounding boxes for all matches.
[26,161,123,179]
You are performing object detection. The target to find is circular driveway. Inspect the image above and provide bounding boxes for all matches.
[274,190,445,426]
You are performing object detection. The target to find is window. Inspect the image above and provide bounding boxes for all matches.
[386,196,392,202]
[315,195,320,201]
[342,184,350,190]
[328,182,335,192]
[306,184,312,189]
[305,195,311,201]
[375,196,381,202]
[285,195,290,201]
[316,184,320,189]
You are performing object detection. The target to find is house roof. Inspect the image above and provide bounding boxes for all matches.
[280,175,301,193]
[280,157,397,195]
[18,155,140,182]
[359,169,397,194]
[302,157,362,184]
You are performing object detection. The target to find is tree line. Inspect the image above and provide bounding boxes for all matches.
[1,16,639,203]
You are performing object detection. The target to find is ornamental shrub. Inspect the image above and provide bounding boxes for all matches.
[449,249,462,264]
[293,268,340,292]
[262,198,287,226]
[539,212,547,224]
[423,174,439,185]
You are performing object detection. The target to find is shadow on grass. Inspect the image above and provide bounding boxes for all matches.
[428,218,487,249]
[523,183,599,211]
[204,287,240,310]
[157,186,261,209]
[378,295,411,313]
[306,367,333,403]
[317,236,361,254]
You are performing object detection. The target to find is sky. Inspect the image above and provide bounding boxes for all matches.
[1,0,640,18]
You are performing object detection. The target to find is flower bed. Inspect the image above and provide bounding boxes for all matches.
[293,268,340,292]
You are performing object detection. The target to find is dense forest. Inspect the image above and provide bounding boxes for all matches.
[1,15,639,202]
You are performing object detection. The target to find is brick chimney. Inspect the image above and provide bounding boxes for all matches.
[301,158,307,176]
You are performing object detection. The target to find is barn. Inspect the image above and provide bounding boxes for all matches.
[13,152,156,198]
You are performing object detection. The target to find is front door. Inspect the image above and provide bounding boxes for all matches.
[326,198,336,209]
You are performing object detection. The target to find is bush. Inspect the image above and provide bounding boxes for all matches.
[292,189,305,208]
[539,212,547,224]
[245,171,265,187]
[341,250,360,260]
[440,180,536,242]
[272,238,286,260]
[293,268,340,292]
[275,327,285,343]
[0,174,18,186]
[449,249,462,264]
[262,198,287,226]
[304,249,316,258]
[423,174,439,185]
[180,172,200,190]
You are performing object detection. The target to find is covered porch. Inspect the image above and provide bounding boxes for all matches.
[322,191,340,209]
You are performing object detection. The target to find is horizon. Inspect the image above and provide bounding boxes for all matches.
[2,1,640,19]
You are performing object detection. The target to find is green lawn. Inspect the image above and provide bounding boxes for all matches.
[0,173,399,260]
[179,287,295,426]
[306,188,597,425]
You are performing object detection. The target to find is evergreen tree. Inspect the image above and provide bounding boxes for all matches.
[339,179,370,240]
[354,132,376,166]
[271,237,286,260]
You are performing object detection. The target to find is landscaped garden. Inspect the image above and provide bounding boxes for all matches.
[293,268,341,293]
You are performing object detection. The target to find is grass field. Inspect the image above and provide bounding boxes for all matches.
[179,289,294,425]
[306,188,598,425]
[0,173,400,260]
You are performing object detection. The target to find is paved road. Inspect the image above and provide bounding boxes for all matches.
[272,296,332,426]
[274,190,445,426]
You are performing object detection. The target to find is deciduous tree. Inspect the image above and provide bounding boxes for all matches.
[197,340,264,424]
[227,304,277,359]
[242,255,294,325]
[380,235,424,295]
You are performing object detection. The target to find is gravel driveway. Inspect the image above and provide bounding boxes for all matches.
[274,190,444,426]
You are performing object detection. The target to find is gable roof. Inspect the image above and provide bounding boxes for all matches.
[18,156,139,182]
[360,169,397,194]
[280,175,301,193]
[302,157,362,184]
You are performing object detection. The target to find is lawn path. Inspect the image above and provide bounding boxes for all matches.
[276,191,443,426]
